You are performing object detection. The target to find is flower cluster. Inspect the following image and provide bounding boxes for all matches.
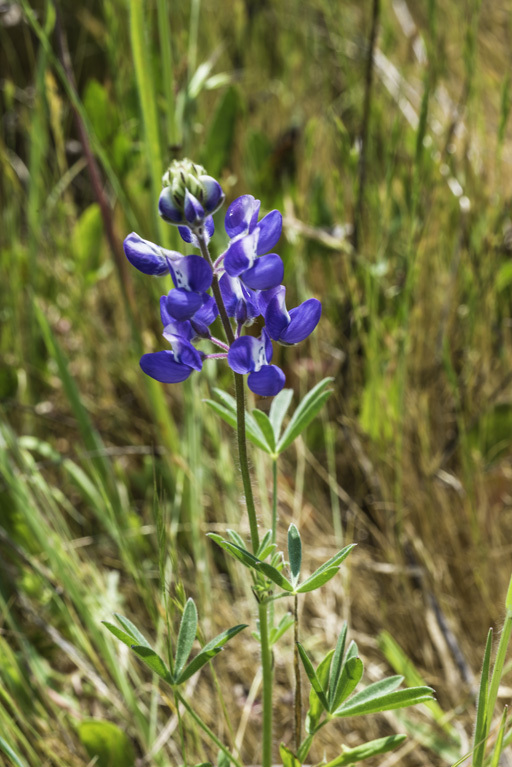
[123,159,321,396]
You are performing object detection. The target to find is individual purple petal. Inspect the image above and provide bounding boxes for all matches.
[227,335,261,374]
[264,286,289,340]
[225,195,260,238]
[178,216,215,246]
[191,295,218,336]
[248,365,285,396]
[159,187,183,223]
[160,294,173,327]
[165,289,205,321]
[224,231,258,277]
[241,253,284,291]
[140,351,193,383]
[263,327,274,364]
[167,254,213,293]
[255,210,282,254]
[123,232,173,276]
[257,286,281,315]
[280,299,322,345]
[184,189,205,226]
[201,175,225,214]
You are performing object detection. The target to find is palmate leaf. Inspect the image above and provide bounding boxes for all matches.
[205,389,272,453]
[175,598,198,678]
[322,734,407,767]
[270,612,294,646]
[177,623,247,684]
[296,566,339,593]
[277,377,333,453]
[254,561,294,592]
[208,534,260,569]
[130,646,173,683]
[330,656,364,711]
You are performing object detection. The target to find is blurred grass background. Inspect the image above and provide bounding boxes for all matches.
[1,0,512,764]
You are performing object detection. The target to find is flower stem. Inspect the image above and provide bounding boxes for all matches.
[196,229,259,552]
[258,600,274,767]
[175,689,245,767]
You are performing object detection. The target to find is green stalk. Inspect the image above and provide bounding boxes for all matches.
[197,231,259,551]
[486,575,512,730]
[271,458,278,545]
[156,0,176,147]
[175,690,245,767]
[258,601,274,767]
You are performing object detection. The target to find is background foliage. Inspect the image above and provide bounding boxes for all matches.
[1,0,512,764]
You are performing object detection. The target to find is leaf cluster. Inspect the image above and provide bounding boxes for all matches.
[205,378,333,458]
[102,601,246,686]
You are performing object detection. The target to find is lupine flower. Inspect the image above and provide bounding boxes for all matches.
[140,319,205,384]
[165,254,213,321]
[219,273,261,326]
[227,330,285,396]
[223,195,284,291]
[260,286,322,345]
[158,159,224,229]
[123,232,183,277]
[161,293,218,338]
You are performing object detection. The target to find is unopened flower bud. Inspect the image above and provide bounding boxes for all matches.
[159,158,225,229]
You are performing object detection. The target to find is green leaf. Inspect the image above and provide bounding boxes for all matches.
[208,535,261,570]
[175,598,198,678]
[330,656,364,711]
[312,545,356,578]
[257,529,273,557]
[277,378,333,453]
[473,628,493,767]
[78,719,136,767]
[297,643,330,712]
[322,734,407,766]
[130,646,173,682]
[205,392,270,453]
[227,528,248,550]
[307,650,334,733]
[113,613,152,649]
[296,566,340,593]
[269,388,293,441]
[334,680,434,718]
[252,409,276,453]
[254,561,294,591]
[279,743,302,767]
[288,524,302,584]
[328,624,348,708]
[177,624,247,684]
[270,612,294,646]
[102,622,138,649]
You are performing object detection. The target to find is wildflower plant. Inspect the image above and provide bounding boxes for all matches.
[104,158,434,767]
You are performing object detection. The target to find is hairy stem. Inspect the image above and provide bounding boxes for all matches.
[258,601,274,767]
[294,594,302,751]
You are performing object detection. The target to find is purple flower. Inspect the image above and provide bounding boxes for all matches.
[261,286,322,345]
[140,318,205,384]
[178,216,215,248]
[160,294,218,338]
[223,195,284,291]
[123,232,183,277]
[227,330,285,396]
[219,273,261,326]
[165,254,213,321]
